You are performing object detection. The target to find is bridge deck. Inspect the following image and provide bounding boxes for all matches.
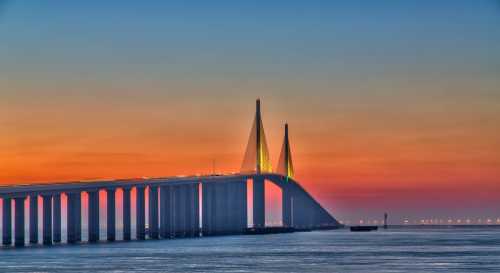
[0,173,259,197]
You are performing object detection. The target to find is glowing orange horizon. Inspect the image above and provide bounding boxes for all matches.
[1,99,499,223]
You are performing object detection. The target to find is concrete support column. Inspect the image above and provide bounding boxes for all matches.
[174,185,186,237]
[253,176,265,228]
[67,192,82,243]
[210,183,217,234]
[226,183,235,233]
[226,183,233,233]
[211,184,218,234]
[231,182,240,233]
[29,194,38,244]
[67,193,75,243]
[88,190,99,242]
[282,185,292,227]
[238,180,248,232]
[76,193,82,241]
[14,197,26,247]
[214,183,225,234]
[173,186,180,237]
[42,195,52,245]
[136,186,146,240]
[53,194,61,243]
[201,183,210,235]
[160,186,172,238]
[185,184,193,237]
[234,182,243,232]
[66,193,76,244]
[2,197,12,246]
[169,186,176,237]
[193,183,200,237]
[123,187,131,240]
[222,183,230,234]
[148,185,159,239]
[106,188,116,241]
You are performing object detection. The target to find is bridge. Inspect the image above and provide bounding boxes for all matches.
[0,100,340,247]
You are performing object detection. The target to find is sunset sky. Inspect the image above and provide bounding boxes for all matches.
[1,1,499,224]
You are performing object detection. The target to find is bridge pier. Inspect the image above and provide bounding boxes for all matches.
[148,185,159,239]
[29,194,38,244]
[185,184,193,237]
[282,185,292,227]
[201,183,212,236]
[227,183,235,233]
[67,192,81,243]
[210,183,217,234]
[107,188,116,241]
[174,185,185,237]
[136,186,146,240]
[192,183,200,237]
[160,186,172,238]
[182,185,189,236]
[201,183,207,235]
[221,183,230,234]
[253,176,265,228]
[213,183,220,234]
[122,187,131,240]
[2,197,12,246]
[225,180,247,234]
[53,194,61,243]
[88,191,100,242]
[217,182,229,234]
[42,195,52,245]
[14,197,25,246]
[183,185,189,236]
[238,180,248,231]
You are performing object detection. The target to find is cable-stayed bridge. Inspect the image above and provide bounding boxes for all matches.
[0,100,341,247]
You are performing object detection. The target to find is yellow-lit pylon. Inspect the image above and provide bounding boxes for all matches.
[277,123,294,178]
[241,99,273,174]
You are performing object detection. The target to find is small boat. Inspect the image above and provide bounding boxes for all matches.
[350,226,378,232]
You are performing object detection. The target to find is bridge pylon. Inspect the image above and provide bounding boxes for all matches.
[241,99,272,174]
[277,123,294,179]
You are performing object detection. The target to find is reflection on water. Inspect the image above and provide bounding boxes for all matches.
[0,227,499,273]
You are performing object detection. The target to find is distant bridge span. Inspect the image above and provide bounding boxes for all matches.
[0,100,341,247]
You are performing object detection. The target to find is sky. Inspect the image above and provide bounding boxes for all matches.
[1,1,499,224]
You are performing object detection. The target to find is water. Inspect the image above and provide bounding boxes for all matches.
[1,227,499,272]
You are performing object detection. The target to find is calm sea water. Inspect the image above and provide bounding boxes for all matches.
[1,227,499,273]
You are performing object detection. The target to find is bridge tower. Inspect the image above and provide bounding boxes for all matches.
[241,99,272,228]
[277,123,294,179]
[277,123,295,227]
[241,99,272,174]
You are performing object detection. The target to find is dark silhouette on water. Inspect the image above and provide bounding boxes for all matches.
[350,226,378,232]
